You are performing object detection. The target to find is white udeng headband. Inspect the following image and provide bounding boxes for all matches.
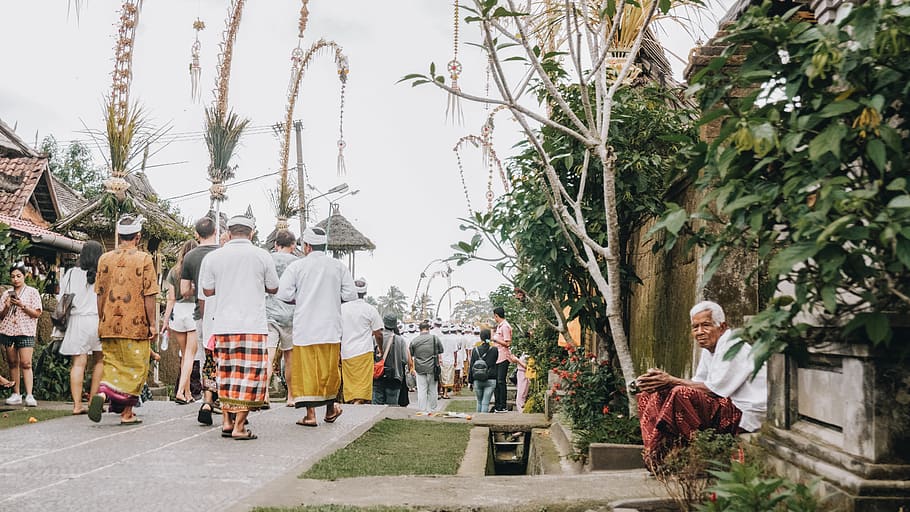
[227,215,256,229]
[302,228,327,246]
[117,215,145,235]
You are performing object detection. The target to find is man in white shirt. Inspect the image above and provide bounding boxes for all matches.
[198,214,279,440]
[635,300,767,467]
[277,227,357,427]
[340,277,383,404]
[439,325,460,399]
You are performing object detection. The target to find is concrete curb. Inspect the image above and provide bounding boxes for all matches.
[227,405,388,512]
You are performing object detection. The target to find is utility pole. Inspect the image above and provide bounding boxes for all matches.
[294,120,305,234]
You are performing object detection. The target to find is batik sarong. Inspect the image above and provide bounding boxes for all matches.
[637,385,742,467]
[213,334,268,412]
[202,348,218,392]
[341,351,373,402]
[99,337,150,407]
[289,343,341,407]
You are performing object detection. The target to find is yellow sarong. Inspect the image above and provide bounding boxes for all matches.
[341,351,373,402]
[100,338,150,397]
[289,343,341,405]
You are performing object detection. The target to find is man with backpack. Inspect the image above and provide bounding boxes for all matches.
[469,328,498,413]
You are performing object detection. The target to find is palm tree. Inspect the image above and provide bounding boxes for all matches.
[377,286,408,318]
[416,292,436,321]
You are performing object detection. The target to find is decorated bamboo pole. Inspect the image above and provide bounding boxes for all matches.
[273,0,350,234]
[205,0,248,241]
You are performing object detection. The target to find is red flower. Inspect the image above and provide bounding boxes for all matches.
[602,405,610,414]
[569,390,575,395]
[553,382,560,390]
[566,344,576,353]
[709,492,717,502]
[589,354,597,360]
[554,396,560,402]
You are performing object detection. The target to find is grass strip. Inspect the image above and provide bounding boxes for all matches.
[445,398,478,413]
[301,419,471,480]
[0,408,71,429]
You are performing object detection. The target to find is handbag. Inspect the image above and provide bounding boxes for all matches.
[373,335,393,379]
[50,270,75,331]
[432,336,441,381]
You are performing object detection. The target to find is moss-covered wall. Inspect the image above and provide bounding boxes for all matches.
[628,184,701,378]
[626,111,760,378]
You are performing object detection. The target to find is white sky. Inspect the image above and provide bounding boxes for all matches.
[0,1,719,319]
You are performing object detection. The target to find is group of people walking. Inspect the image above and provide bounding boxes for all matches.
[1,211,529,435]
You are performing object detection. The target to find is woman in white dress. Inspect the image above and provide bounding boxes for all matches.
[57,241,103,415]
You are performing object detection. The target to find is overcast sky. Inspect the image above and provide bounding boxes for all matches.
[0,1,717,319]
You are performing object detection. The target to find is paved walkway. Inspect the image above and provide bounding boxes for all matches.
[0,400,386,512]
[1,397,666,511]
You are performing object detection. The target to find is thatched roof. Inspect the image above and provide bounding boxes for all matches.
[54,172,189,242]
[315,206,375,253]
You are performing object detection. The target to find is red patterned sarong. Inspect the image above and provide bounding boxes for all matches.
[638,385,742,466]
[214,334,268,412]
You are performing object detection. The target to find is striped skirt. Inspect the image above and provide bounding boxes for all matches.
[289,343,341,406]
[213,334,268,412]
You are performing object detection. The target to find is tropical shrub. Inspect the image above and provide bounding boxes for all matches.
[654,1,910,367]
[549,344,640,457]
[698,460,818,512]
[652,429,739,512]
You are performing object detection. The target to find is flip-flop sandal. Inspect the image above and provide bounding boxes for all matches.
[296,418,318,427]
[88,394,104,423]
[197,403,213,426]
[72,409,88,415]
[324,408,343,423]
[221,429,234,438]
[232,430,257,440]
[119,417,143,425]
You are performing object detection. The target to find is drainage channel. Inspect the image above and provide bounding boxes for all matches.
[489,430,531,475]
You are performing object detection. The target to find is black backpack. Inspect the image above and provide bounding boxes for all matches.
[472,345,490,381]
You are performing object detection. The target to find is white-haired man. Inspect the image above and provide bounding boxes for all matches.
[277,227,357,427]
[635,301,767,467]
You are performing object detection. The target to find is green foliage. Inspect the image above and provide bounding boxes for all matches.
[654,1,910,367]
[204,106,250,184]
[549,344,639,456]
[698,460,818,512]
[0,224,30,286]
[32,340,71,401]
[40,136,104,199]
[653,430,739,512]
[453,84,696,359]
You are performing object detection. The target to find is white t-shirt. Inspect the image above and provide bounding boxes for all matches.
[692,329,768,432]
[276,251,357,346]
[197,239,279,335]
[441,334,460,365]
[340,299,382,360]
[59,267,98,317]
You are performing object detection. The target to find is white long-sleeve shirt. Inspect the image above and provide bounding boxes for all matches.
[276,251,356,346]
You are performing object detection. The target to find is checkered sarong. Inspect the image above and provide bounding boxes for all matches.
[213,334,267,412]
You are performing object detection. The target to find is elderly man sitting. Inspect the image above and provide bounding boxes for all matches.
[636,301,767,466]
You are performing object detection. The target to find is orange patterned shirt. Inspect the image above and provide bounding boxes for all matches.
[95,247,159,340]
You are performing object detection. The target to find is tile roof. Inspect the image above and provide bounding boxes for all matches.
[50,175,87,217]
[0,213,83,251]
[0,156,46,217]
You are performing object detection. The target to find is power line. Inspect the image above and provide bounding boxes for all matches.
[164,169,281,202]
[55,124,279,147]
